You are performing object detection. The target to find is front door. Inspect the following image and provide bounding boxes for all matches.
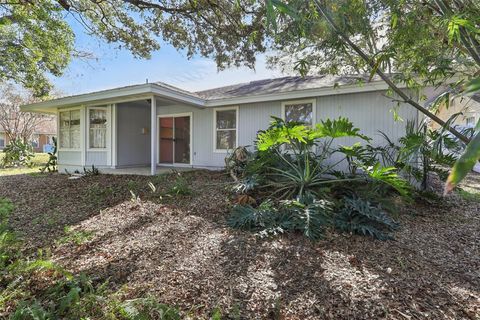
[159,115,191,164]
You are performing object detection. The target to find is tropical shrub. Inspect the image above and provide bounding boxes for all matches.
[377,120,465,189]
[228,195,334,240]
[1,139,34,168]
[235,117,409,200]
[335,194,399,240]
[227,117,408,241]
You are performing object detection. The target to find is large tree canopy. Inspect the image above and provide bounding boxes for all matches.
[0,1,74,96]
[0,0,267,96]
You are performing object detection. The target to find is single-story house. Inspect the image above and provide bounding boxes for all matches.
[21,75,424,175]
[0,118,56,153]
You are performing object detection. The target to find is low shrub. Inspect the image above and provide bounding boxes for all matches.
[168,172,193,196]
[226,117,407,241]
[335,194,399,240]
[1,139,34,168]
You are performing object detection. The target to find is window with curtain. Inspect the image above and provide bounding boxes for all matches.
[59,110,80,149]
[215,108,237,151]
[89,108,107,149]
[284,101,314,125]
[0,133,5,148]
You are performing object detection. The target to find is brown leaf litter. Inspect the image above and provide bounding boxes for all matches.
[0,170,479,319]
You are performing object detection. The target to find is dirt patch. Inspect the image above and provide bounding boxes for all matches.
[0,170,479,319]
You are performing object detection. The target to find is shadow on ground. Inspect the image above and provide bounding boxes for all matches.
[1,170,479,319]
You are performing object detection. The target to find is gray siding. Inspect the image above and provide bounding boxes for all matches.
[58,151,81,165]
[86,151,108,166]
[117,102,151,167]
[238,101,281,146]
[153,90,418,168]
[316,91,416,147]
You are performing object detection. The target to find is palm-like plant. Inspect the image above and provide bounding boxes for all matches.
[254,117,380,200]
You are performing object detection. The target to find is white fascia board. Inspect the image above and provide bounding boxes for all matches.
[20,79,410,113]
[20,83,206,113]
[150,84,206,107]
[204,80,396,107]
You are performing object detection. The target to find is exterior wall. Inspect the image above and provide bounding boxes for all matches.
[57,104,113,172]
[117,102,151,167]
[57,90,420,173]
[316,91,417,147]
[33,134,56,153]
[154,90,417,168]
[431,96,480,129]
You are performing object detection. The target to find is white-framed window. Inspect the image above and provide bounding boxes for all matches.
[59,109,81,150]
[0,133,5,149]
[214,107,238,152]
[88,107,108,149]
[281,99,316,126]
[466,116,476,126]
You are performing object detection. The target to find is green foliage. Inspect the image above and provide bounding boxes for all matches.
[168,172,192,196]
[0,198,19,269]
[377,120,463,188]
[335,195,399,240]
[1,139,34,168]
[227,117,407,241]
[1,1,266,95]
[113,297,181,320]
[252,117,409,200]
[364,164,411,198]
[256,117,369,152]
[457,188,480,202]
[446,118,480,193]
[40,137,57,173]
[83,165,100,176]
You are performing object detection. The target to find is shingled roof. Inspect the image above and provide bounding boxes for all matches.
[194,75,374,100]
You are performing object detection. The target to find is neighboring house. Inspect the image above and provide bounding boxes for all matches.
[21,75,424,175]
[429,93,480,130]
[0,118,56,153]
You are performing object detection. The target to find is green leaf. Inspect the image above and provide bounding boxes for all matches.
[465,77,480,94]
[445,131,480,193]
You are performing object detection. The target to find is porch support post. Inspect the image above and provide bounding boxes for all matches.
[150,96,157,176]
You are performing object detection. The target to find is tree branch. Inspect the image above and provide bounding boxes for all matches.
[312,0,470,144]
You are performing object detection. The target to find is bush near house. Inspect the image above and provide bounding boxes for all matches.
[226,117,461,240]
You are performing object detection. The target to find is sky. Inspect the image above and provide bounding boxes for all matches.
[51,17,286,96]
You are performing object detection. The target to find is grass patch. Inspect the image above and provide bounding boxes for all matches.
[0,153,50,176]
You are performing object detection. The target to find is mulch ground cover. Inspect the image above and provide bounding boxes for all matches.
[0,170,479,319]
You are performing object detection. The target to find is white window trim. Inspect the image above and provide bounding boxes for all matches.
[213,106,239,153]
[58,107,82,152]
[87,106,109,151]
[281,98,317,126]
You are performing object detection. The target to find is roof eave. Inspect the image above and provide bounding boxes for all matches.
[20,83,206,112]
[204,80,394,107]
